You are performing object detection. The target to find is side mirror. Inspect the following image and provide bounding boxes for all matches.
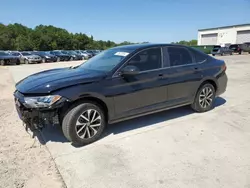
[121,65,140,76]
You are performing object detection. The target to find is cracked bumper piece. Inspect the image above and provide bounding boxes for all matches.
[14,90,67,130]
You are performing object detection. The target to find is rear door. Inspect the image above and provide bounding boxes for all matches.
[161,46,204,105]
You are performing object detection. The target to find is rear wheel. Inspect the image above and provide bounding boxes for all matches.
[42,58,46,63]
[191,83,215,113]
[62,102,106,146]
[0,60,5,66]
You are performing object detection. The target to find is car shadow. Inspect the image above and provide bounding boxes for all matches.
[34,97,226,146]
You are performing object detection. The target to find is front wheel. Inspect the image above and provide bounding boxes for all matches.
[62,102,106,146]
[42,58,46,63]
[191,83,215,113]
[24,59,29,64]
[69,57,73,61]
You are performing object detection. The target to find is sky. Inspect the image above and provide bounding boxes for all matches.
[1,0,250,43]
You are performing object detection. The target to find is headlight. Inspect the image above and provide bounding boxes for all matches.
[24,95,62,108]
[45,56,50,58]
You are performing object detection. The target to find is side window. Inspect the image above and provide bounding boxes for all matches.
[168,47,193,66]
[190,48,208,63]
[127,48,162,71]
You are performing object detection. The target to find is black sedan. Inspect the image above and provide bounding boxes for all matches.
[211,46,233,56]
[62,51,83,60]
[33,51,57,63]
[0,51,20,65]
[49,51,71,61]
[14,43,227,146]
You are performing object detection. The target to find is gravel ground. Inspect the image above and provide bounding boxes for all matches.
[0,67,64,188]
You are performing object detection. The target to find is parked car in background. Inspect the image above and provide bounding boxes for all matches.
[75,50,89,59]
[50,51,71,61]
[240,42,250,53]
[211,46,233,56]
[83,50,95,57]
[229,44,242,54]
[64,50,84,60]
[14,43,228,145]
[11,52,42,64]
[32,51,57,63]
[0,51,20,65]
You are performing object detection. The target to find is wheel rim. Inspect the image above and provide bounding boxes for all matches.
[0,60,4,65]
[199,87,213,108]
[75,109,101,139]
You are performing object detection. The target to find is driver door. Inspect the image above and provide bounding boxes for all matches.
[108,47,167,120]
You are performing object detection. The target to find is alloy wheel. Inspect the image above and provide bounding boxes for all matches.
[75,109,101,139]
[199,87,213,108]
[0,60,5,66]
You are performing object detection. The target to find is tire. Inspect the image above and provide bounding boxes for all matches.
[212,54,215,56]
[62,102,106,146]
[16,60,20,65]
[42,58,46,63]
[0,60,5,66]
[24,59,29,64]
[70,57,73,61]
[56,57,60,62]
[191,83,215,113]
[239,51,242,55]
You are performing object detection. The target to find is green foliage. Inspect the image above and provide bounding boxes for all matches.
[0,23,135,51]
[172,39,197,46]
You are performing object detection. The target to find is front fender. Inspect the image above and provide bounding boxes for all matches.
[53,84,115,121]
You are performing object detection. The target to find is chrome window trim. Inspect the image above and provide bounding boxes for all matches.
[112,46,206,78]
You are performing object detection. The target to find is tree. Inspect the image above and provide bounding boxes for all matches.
[0,23,141,51]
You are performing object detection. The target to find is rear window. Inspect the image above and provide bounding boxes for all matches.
[190,48,208,63]
[213,45,221,49]
[229,45,238,49]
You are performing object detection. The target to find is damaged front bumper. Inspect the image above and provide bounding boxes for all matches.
[14,90,66,130]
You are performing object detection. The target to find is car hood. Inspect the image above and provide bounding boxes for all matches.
[57,54,69,57]
[25,55,41,58]
[16,67,106,94]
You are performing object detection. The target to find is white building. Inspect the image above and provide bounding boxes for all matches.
[198,24,250,46]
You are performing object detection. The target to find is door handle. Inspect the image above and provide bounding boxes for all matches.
[193,67,200,72]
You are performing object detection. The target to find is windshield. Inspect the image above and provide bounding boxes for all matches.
[21,52,31,56]
[68,51,77,55]
[78,48,133,72]
[53,51,63,55]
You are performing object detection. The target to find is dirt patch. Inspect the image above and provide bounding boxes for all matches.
[0,68,64,188]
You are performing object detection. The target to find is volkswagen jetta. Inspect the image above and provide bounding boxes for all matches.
[14,44,227,145]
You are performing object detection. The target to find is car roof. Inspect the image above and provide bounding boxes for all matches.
[111,43,188,51]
